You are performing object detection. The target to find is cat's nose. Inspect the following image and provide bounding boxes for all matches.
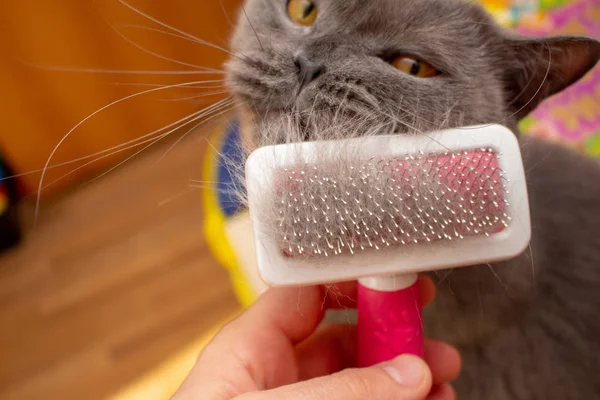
[294,53,325,94]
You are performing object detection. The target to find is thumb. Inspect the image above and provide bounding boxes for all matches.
[235,354,432,400]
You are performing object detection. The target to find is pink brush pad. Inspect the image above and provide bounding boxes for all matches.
[276,148,507,258]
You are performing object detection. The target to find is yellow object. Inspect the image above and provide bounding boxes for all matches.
[202,125,258,308]
[483,0,509,7]
[479,2,513,25]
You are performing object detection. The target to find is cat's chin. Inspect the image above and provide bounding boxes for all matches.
[237,105,401,150]
[237,107,297,149]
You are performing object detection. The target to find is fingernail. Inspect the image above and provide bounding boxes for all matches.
[383,355,424,387]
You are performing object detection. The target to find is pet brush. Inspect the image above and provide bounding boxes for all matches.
[245,124,531,367]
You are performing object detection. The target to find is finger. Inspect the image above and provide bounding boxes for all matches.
[177,286,327,398]
[295,330,461,385]
[427,383,457,400]
[235,354,433,400]
[424,339,462,385]
[419,275,436,307]
[296,324,356,380]
[241,285,327,344]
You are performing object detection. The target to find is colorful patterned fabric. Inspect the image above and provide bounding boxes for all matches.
[480,0,600,158]
[478,0,571,27]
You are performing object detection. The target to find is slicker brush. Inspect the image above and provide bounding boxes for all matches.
[245,124,531,367]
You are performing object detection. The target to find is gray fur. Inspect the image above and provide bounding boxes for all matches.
[225,0,600,398]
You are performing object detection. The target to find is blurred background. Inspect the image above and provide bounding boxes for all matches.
[0,0,598,399]
[0,1,243,399]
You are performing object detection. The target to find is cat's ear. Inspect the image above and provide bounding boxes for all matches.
[503,35,600,120]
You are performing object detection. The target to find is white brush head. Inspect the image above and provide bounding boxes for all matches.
[245,124,531,286]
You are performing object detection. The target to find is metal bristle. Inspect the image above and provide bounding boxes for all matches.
[276,149,508,258]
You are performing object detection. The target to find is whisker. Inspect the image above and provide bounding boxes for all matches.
[157,89,230,102]
[36,118,199,192]
[109,80,225,89]
[23,64,223,75]
[333,86,352,125]
[86,135,167,185]
[116,0,253,63]
[381,110,452,152]
[158,100,239,161]
[37,99,236,193]
[116,24,201,43]
[240,2,264,51]
[1,107,213,182]
[114,24,247,62]
[94,103,239,183]
[158,186,202,207]
[33,80,222,224]
[105,19,213,71]
[35,136,165,195]
[218,0,234,27]
[201,135,248,201]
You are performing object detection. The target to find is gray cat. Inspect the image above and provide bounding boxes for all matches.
[225,0,600,398]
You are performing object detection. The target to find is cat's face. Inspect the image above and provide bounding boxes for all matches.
[227,0,507,146]
[226,0,600,344]
[226,0,599,149]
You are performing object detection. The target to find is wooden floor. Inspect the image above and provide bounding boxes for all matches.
[0,123,242,399]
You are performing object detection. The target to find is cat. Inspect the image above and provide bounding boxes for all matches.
[224,0,600,398]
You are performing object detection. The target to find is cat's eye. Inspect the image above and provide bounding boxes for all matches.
[391,55,440,78]
[287,0,317,27]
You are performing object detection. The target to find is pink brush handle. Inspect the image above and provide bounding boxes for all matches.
[357,276,423,367]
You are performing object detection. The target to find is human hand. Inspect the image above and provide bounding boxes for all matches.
[173,276,461,400]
